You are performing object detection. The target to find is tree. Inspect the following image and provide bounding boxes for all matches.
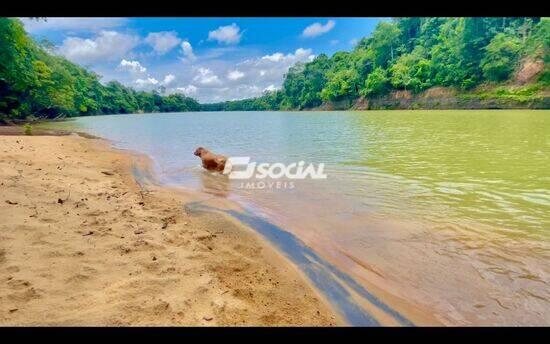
[3,17,547,116]
[362,67,390,96]
[481,33,522,81]
[0,18,202,119]
[395,17,422,52]
[370,21,402,68]
[320,69,359,101]
[389,47,432,92]
[213,16,547,110]
[428,18,478,89]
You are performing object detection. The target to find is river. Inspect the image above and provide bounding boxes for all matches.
[45,110,550,325]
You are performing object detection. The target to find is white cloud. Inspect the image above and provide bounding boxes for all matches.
[21,17,128,33]
[263,84,278,92]
[240,48,315,83]
[208,23,242,45]
[135,77,159,88]
[193,67,221,86]
[58,31,140,64]
[350,38,359,46]
[227,70,245,80]
[118,59,147,74]
[259,48,315,65]
[145,31,181,55]
[180,41,196,61]
[162,74,176,86]
[302,20,335,38]
[330,39,340,46]
[261,52,284,62]
[176,85,198,95]
[108,46,314,103]
[176,47,315,102]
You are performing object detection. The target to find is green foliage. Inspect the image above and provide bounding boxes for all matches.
[481,33,522,81]
[369,21,402,68]
[320,69,360,101]
[471,84,545,103]
[389,47,432,92]
[23,123,32,135]
[2,17,548,115]
[525,18,549,60]
[362,67,390,97]
[0,18,200,120]
[201,90,282,111]
[218,17,547,111]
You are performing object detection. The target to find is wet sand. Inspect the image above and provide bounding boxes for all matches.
[0,133,341,326]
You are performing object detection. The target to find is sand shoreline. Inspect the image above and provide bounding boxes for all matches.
[0,132,341,326]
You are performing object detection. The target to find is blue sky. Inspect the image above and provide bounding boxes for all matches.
[21,17,385,103]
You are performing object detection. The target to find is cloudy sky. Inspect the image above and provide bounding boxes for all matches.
[21,17,385,103]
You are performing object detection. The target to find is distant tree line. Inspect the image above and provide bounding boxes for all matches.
[1,17,548,119]
[204,17,548,111]
[0,18,200,121]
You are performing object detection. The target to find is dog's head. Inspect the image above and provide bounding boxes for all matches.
[194,147,207,157]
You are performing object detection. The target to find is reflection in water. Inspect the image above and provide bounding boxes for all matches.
[198,170,231,197]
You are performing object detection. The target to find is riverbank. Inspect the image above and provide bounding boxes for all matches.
[0,133,341,326]
[312,84,549,111]
[0,125,73,136]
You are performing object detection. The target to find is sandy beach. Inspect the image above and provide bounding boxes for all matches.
[0,131,341,326]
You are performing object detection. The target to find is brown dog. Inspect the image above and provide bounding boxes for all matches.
[194,147,227,172]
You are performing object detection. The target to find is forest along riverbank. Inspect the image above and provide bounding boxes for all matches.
[0,133,341,326]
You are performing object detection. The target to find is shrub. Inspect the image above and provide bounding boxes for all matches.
[481,33,522,82]
[362,67,391,97]
[23,123,32,135]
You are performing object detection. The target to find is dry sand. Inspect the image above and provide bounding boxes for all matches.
[0,133,341,326]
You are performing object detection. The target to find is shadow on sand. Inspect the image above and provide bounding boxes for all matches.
[185,201,414,327]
